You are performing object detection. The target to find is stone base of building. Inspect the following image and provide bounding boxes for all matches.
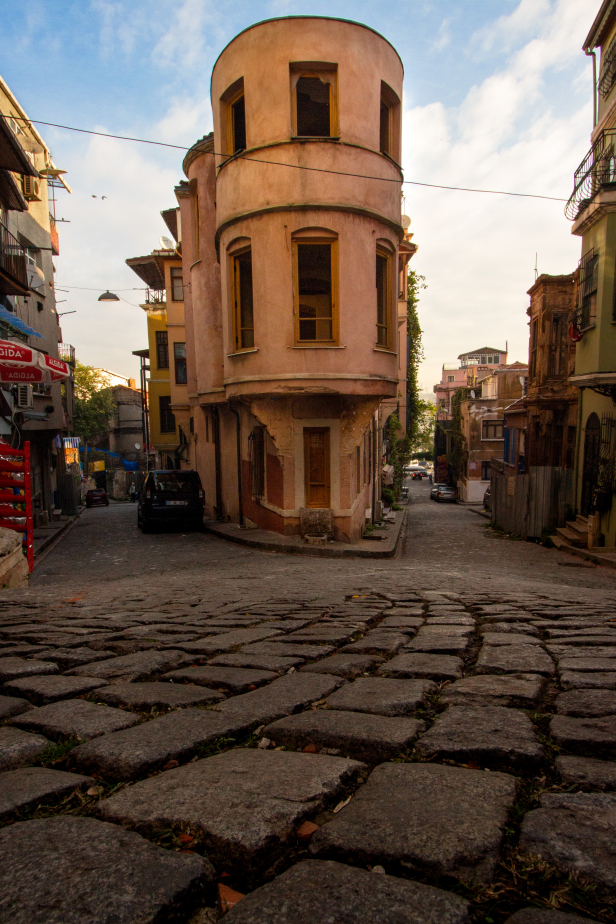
[457,479,489,504]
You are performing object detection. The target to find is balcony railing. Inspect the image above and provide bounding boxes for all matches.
[58,343,75,365]
[145,288,165,305]
[566,129,616,220]
[0,221,28,295]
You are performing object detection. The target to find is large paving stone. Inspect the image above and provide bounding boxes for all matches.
[378,653,463,681]
[0,815,215,923]
[380,615,425,630]
[324,677,436,716]
[212,672,342,726]
[70,708,254,780]
[404,636,470,655]
[10,698,140,741]
[162,664,278,693]
[223,859,471,924]
[481,633,542,646]
[549,715,616,757]
[0,766,93,817]
[426,615,475,626]
[553,646,616,659]
[310,762,516,882]
[341,632,408,655]
[89,681,225,711]
[554,689,616,717]
[300,653,384,678]
[440,674,544,708]
[211,652,304,671]
[558,657,616,673]
[504,910,601,924]
[519,792,616,898]
[98,749,364,879]
[281,628,356,644]
[415,706,544,768]
[242,642,335,659]
[556,755,616,791]
[560,671,616,690]
[2,675,107,705]
[0,727,50,771]
[263,710,424,761]
[477,645,555,676]
[0,657,59,683]
[0,693,33,719]
[66,649,192,682]
[178,627,283,655]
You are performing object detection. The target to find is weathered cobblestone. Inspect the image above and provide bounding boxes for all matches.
[1,492,615,921]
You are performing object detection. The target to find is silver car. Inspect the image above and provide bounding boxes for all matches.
[435,484,456,503]
[430,482,448,501]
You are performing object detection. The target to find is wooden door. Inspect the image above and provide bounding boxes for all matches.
[304,428,330,508]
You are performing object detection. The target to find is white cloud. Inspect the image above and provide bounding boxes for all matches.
[433,18,452,52]
[403,0,592,390]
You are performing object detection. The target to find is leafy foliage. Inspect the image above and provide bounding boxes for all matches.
[72,363,116,442]
[406,270,434,452]
[449,386,468,481]
[386,412,412,500]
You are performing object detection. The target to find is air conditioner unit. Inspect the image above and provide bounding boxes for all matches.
[22,177,41,201]
[15,384,33,410]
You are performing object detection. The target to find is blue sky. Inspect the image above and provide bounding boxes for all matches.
[1,0,595,387]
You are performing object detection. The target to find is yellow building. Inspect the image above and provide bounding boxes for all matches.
[566,2,616,547]
[126,213,188,468]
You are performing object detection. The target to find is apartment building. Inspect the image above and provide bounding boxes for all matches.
[175,17,414,542]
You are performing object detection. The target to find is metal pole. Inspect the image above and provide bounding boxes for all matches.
[230,404,244,527]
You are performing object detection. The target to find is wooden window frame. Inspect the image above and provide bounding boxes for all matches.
[155,330,169,370]
[231,245,255,353]
[293,238,339,345]
[376,246,393,349]
[227,86,246,155]
[482,419,504,441]
[174,342,187,385]
[303,427,331,508]
[379,81,401,161]
[159,395,175,434]
[220,78,246,157]
[170,267,183,302]
[290,64,338,138]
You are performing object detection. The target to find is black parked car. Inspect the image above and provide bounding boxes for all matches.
[137,471,204,532]
[85,488,109,508]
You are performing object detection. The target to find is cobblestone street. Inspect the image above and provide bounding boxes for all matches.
[1,480,616,923]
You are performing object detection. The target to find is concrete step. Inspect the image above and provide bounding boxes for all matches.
[566,519,588,537]
[576,515,589,529]
[555,526,587,548]
[552,535,572,551]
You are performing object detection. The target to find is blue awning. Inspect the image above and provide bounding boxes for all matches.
[0,305,43,339]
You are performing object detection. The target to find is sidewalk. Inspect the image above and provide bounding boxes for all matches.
[33,508,83,560]
[203,508,407,559]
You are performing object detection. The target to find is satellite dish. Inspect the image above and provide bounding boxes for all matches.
[401,215,411,229]
[158,236,174,250]
[470,390,476,398]
[134,442,141,450]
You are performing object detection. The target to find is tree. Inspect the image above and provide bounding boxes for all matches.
[407,269,428,451]
[72,363,116,442]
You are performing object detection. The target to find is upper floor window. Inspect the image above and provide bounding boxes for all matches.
[221,78,246,156]
[482,419,504,440]
[170,267,183,301]
[293,237,338,343]
[291,65,337,138]
[232,248,254,351]
[379,82,400,159]
[447,375,455,383]
[155,330,169,370]
[174,342,187,384]
[376,246,392,348]
[577,248,599,330]
[600,33,616,100]
[159,395,175,433]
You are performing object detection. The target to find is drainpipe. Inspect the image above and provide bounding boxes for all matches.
[574,386,584,514]
[229,404,244,527]
[211,405,223,520]
[586,48,597,128]
[371,414,377,525]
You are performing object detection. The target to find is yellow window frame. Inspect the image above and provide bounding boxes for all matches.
[226,86,245,155]
[292,238,339,345]
[291,69,338,138]
[231,246,255,352]
[376,246,392,349]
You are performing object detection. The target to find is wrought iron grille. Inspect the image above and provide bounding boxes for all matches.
[599,413,616,493]
[0,221,27,291]
[566,129,616,220]
[570,249,599,331]
[600,34,616,99]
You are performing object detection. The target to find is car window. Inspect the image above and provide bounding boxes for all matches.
[152,472,200,493]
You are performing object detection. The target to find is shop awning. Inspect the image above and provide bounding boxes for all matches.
[0,305,43,338]
[0,339,70,383]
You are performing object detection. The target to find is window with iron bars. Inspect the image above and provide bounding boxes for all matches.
[572,249,599,331]
[600,33,616,100]
[248,426,265,501]
[599,413,616,493]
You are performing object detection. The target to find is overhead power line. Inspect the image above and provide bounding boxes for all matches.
[3,113,568,203]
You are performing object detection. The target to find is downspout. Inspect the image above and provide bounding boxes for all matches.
[586,48,597,128]
[229,404,244,527]
[371,414,377,525]
[211,405,223,519]
[574,386,584,514]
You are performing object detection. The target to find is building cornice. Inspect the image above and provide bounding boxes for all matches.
[571,186,616,236]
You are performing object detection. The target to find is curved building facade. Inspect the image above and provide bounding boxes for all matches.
[179,16,416,541]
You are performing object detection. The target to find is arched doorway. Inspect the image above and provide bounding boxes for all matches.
[581,413,601,516]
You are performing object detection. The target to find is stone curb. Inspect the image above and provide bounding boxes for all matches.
[203,509,407,559]
[33,508,84,565]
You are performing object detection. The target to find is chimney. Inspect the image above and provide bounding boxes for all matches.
[128,377,136,389]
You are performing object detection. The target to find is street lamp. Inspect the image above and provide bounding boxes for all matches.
[98,290,120,302]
